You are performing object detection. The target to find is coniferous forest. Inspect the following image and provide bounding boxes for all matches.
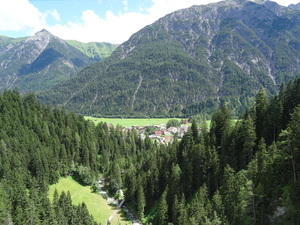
[2,78,300,224]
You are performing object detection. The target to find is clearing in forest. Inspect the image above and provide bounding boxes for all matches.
[48,177,129,225]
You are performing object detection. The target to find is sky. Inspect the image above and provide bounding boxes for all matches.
[1,0,300,44]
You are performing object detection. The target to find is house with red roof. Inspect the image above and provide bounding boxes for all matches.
[154,130,163,136]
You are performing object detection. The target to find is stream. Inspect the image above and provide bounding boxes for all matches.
[98,179,142,225]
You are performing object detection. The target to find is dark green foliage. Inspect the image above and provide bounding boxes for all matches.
[157,187,169,225]
[51,191,98,224]
[0,89,100,224]
[101,77,300,224]
[5,74,300,224]
[166,119,180,128]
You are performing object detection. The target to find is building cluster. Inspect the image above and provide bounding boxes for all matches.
[122,124,189,144]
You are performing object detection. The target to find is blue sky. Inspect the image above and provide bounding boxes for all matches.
[1,0,300,44]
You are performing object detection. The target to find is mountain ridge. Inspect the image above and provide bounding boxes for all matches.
[38,0,300,116]
[0,29,118,93]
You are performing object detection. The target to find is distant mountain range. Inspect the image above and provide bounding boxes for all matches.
[0,29,118,93]
[35,0,300,116]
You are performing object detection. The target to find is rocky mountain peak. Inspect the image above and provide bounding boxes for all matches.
[39,28,50,33]
[25,29,66,45]
[0,29,100,93]
[288,2,300,10]
[40,0,300,116]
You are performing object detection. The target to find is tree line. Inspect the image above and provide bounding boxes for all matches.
[2,76,300,224]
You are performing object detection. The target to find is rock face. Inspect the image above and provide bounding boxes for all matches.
[39,0,300,116]
[0,29,116,93]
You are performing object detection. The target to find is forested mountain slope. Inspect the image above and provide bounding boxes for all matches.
[39,0,300,117]
[3,78,300,223]
[0,29,117,93]
[0,90,102,224]
[100,77,300,225]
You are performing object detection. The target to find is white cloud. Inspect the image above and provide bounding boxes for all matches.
[47,9,152,43]
[49,9,60,21]
[47,0,222,43]
[0,0,45,32]
[273,0,300,6]
[41,9,60,25]
[1,0,300,44]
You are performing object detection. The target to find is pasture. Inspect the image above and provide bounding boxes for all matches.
[85,116,183,127]
[48,177,129,225]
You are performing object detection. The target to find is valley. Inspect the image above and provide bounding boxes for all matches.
[85,116,183,127]
[2,0,300,224]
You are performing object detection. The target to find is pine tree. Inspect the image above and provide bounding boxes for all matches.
[191,119,199,143]
[241,116,256,169]
[253,87,268,142]
[177,193,188,225]
[187,184,210,224]
[212,189,228,224]
[0,183,9,224]
[137,185,146,219]
[171,194,179,225]
[157,187,169,225]
[110,162,122,192]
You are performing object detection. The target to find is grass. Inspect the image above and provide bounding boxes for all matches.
[85,117,183,127]
[48,177,129,225]
[85,117,245,130]
[65,40,118,59]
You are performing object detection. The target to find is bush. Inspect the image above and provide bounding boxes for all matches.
[166,119,180,128]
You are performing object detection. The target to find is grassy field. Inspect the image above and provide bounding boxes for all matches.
[48,177,129,225]
[85,116,183,127]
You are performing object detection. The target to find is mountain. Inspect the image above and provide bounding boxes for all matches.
[65,40,118,61]
[0,35,27,47]
[38,0,300,117]
[0,29,117,93]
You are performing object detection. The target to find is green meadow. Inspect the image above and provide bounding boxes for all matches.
[83,117,217,129]
[85,117,182,127]
[48,177,129,225]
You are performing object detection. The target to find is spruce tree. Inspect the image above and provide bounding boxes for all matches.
[157,187,169,225]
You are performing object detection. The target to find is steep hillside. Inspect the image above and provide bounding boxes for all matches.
[38,0,300,117]
[0,29,117,93]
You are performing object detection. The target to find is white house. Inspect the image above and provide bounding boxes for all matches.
[167,127,178,133]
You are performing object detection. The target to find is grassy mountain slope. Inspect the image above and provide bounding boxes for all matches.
[38,0,300,117]
[0,35,26,47]
[65,40,118,60]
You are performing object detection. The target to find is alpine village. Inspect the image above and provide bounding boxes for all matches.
[3,0,300,224]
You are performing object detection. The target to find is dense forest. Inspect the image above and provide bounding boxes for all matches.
[114,78,300,225]
[2,77,300,224]
[0,90,100,224]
